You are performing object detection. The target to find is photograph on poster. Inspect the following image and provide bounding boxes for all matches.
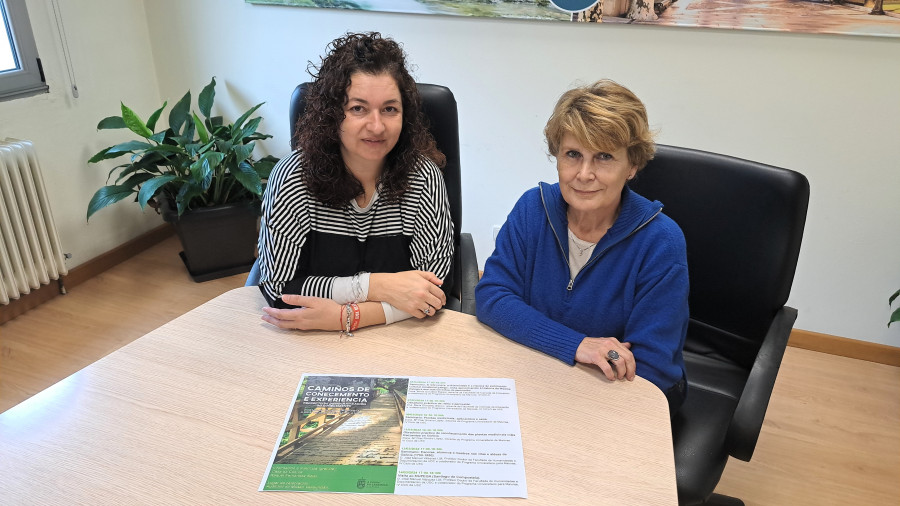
[247,0,900,38]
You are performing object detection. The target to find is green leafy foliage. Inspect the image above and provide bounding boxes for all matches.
[198,78,216,120]
[87,77,279,220]
[169,91,192,135]
[121,103,154,139]
[146,101,168,132]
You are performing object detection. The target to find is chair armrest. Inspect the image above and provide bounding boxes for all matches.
[726,305,797,461]
[458,232,479,316]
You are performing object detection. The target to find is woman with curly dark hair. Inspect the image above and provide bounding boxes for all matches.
[256,32,454,334]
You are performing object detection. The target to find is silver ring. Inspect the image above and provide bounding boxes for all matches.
[423,308,431,315]
[607,350,620,361]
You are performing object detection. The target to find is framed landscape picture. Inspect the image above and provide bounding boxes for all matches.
[247,0,900,38]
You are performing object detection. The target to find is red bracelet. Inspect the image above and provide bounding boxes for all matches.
[349,303,361,331]
[339,304,346,331]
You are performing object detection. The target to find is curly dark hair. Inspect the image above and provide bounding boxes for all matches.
[294,32,445,207]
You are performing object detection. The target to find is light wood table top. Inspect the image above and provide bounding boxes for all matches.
[0,286,676,504]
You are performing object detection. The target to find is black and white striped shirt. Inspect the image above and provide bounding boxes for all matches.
[257,150,454,309]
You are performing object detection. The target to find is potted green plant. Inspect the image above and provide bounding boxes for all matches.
[87,77,279,281]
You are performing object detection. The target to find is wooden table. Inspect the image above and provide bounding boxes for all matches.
[0,286,676,504]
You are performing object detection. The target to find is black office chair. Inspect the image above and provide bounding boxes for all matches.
[628,145,810,506]
[248,83,478,315]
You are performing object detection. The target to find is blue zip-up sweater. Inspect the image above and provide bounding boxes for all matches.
[476,182,689,396]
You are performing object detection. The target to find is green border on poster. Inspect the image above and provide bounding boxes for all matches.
[262,464,398,493]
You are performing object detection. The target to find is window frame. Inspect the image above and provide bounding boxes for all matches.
[0,0,48,102]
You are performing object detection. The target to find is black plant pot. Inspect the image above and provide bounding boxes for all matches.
[160,197,259,282]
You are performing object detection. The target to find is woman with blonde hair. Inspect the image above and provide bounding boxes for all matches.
[476,80,689,414]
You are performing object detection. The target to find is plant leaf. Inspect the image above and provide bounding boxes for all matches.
[88,147,116,164]
[198,77,216,119]
[149,131,167,144]
[181,114,196,142]
[137,175,177,210]
[234,142,254,165]
[106,140,154,155]
[175,181,204,216]
[120,103,154,139]
[117,172,156,190]
[183,142,203,158]
[115,164,153,185]
[245,132,273,142]
[173,136,196,148]
[232,160,263,196]
[133,151,171,172]
[169,90,191,135]
[145,143,186,155]
[211,123,231,144]
[196,140,216,156]
[146,101,168,132]
[239,117,263,141]
[889,289,900,307]
[233,102,263,131]
[215,139,234,155]
[188,157,211,187]
[190,152,224,189]
[193,112,209,144]
[107,162,130,182]
[253,156,279,180]
[890,306,900,328]
[97,116,127,130]
[111,164,141,184]
[86,185,135,221]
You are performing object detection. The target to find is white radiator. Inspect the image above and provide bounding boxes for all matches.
[0,139,68,305]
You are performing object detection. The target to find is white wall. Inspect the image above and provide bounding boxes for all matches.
[144,0,900,347]
[5,0,898,347]
[0,0,164,266]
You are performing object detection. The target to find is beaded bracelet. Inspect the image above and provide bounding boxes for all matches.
[344,303,353,337]
[339,303,362,338]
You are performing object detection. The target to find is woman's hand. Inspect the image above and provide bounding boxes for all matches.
[575,337,636,381]
[369,271,446,318]
[261,295,342,331]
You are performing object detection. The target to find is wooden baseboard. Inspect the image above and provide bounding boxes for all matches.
[1,225,174,325]
[62,225,174,287]
[0,280,65,325]
[789,329,900,367]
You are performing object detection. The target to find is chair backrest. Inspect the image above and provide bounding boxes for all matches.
[629,145,810,370]
[288,82,464,300]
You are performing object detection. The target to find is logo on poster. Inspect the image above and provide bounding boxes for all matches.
[550,0,601,12]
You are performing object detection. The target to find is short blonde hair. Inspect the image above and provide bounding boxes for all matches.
[544,79,655,170]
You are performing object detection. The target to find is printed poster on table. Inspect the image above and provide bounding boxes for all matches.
[259,374,527,497]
